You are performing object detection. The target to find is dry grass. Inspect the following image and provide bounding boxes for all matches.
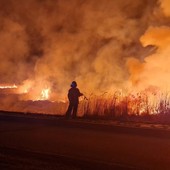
[79,91,170,123]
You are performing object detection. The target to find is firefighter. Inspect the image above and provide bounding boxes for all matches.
[66,81,83,118]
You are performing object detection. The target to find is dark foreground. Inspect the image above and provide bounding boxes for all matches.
[1,112,170,169]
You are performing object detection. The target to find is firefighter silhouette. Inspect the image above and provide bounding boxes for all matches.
[66,81,83,118]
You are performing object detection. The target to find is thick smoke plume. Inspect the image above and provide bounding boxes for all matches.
[0,0,169,112]
[127,0,170,92]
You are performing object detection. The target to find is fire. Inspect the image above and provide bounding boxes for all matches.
[17,80,33,94]
[40,88,50,100]
[0,84,17,89]
[0,1,170,116]
[11,79,52,101]
[0,81,52,101]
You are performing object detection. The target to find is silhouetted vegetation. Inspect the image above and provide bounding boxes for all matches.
[79,91,170,123]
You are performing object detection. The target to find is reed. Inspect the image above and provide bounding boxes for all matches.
[79,91,170,123]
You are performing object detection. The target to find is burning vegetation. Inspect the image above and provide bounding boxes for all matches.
[0,0,170,120]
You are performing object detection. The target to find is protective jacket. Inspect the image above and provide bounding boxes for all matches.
[68,87,83,104]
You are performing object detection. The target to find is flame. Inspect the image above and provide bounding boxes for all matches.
[0,1,170,116]
[40,88,50,100]
[17,80,33,94]
[0,81,52,101]
[0,84,17,89]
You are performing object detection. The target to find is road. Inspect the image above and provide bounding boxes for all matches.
[1,112,170,169]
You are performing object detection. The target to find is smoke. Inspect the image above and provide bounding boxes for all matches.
[159,0,170,16]
[127,0,170,92]
[0,0,167,102]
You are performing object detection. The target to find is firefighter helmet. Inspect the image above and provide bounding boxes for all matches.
[71,81,77,88]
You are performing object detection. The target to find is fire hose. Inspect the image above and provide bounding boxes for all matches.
[83,95,88,100]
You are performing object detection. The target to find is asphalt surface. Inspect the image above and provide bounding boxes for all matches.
[1,112,170,169]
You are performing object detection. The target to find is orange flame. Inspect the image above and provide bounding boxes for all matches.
[0,84,17,89]
[40,88,50,100]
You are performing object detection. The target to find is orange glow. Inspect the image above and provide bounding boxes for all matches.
[17,80,33,94]
[0,1,170,116]
[0,84,17,89]
[40,88,50,100]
